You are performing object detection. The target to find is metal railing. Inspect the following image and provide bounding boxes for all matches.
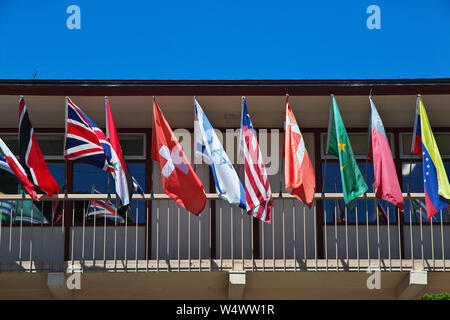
[0,193,448,273]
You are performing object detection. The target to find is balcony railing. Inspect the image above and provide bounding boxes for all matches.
[0,193,448,273]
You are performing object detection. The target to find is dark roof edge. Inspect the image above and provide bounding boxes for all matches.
[0,78,449,96]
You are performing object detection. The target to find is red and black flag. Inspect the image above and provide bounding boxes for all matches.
[19,97,60,196]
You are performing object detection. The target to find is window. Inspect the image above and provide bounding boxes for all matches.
[322,162,397,223]
[321,132,394,159]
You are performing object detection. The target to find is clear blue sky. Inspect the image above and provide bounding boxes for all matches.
[0,0,449,80]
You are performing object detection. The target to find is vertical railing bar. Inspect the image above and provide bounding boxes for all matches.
[145,201,149,272]
[8,197,14,252]
[167,201,170,272]
[440,210,445,272]
[113,198,117,272]
[282,199,286,272]
[199,208,202,272]
[40,201,44,272]
[397,210,402,272]
[409,198,414,270]
[188,208,191,272]
[301,203,305,272]
[71,201,75,270]
[103,198,107,267]
[419,205,424,269]
[0,201,3,249]
[324,202,328,272]
[250,208,254,272]
[50,201,54,270]
[29,202,34,271]
[356,203,360,272]
[220,206,222,271]
[135,202,139,272]
[345,205,348,267]
[314,203,317,272]
[177,207,180,272]
[241,207,244,272]
[231,206,234,270]
[262,219,265,271]
[19,197,24,266]
[82,200,86,266]
[124,205,128,272]
[376,200,381,270]
[93,200,96,266]
[334,199,338,272]
[431,214,434,271]
[387,205,391,272]
[156,205,160,272]
[366,199,370,269]
[209,204,212,272]
[273,203,276,272]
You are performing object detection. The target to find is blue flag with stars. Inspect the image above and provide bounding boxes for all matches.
[194,98,246,209]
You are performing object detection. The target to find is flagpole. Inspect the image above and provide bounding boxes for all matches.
[407,95,420,196]
[364,90,373,194]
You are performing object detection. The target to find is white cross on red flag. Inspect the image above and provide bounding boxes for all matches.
[283,96,316,208]
[151,98,206,215]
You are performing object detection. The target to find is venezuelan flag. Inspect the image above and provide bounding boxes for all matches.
[412,96,450,220]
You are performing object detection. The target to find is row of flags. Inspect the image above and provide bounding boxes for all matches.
[0,95,448,224]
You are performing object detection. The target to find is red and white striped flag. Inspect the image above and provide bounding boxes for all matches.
[239,97,273,224]
[283,96,316,208]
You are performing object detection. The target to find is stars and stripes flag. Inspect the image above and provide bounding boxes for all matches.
[411,95,450,220]
[0,138,38,200]
[239,97,273,224]
[19,97,59,196]
[283,96,315,208]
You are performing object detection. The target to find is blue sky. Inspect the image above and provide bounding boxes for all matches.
[0,0,449,80]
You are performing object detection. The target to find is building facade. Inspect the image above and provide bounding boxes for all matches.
[0,79,450,299]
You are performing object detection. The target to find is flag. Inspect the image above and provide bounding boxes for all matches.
[14,185,48,224]
[86,187,125,223]
[19,97,59,196]
[64,97,110,170]
[0,138,38,200]
[239,97,273,224]
[326,95,368,211]
[368,97,404,211]
[64,97,144,207]
[194,98,246,209]
[412,96,450,220]
[373,202,389,223]
[283,96,315,208]
[105,97,133,208]
[0,197,16,223]
[151,98,206,215]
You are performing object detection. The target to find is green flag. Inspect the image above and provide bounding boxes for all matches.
[326,95,368,211]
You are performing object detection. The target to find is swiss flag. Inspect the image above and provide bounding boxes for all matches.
[151,98,206,215]
[283,96,316,208]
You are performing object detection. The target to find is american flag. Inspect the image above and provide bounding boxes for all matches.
[239,97,273,224]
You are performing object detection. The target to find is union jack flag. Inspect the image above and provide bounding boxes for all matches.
[86,187,125,223]
[64,97,110,171]
[64,97,144,199]
[239,97,273,224]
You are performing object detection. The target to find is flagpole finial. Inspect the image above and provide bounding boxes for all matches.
[369,88,373,98]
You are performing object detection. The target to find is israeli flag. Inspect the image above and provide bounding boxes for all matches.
[194,98,246,209]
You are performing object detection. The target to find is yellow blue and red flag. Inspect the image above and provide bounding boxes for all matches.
[411,96,450,220]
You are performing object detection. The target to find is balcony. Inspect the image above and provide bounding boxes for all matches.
[0,192,448,273]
